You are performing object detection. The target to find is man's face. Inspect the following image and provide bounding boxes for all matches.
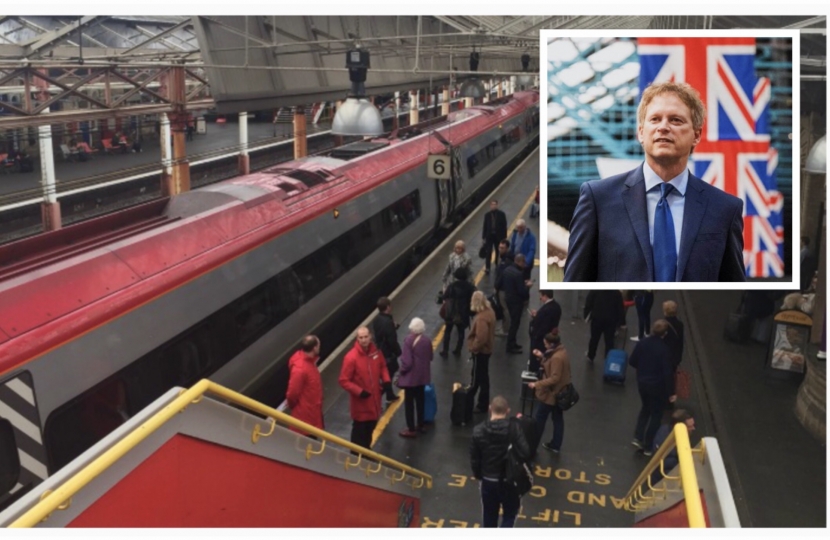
[498,243,508,255]
[516,223,526,234]
[357,329,372,349]
[638,93,701,165]
[490,201,498,211]
[454,243,464,254]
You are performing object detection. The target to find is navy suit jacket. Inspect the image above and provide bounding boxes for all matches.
[563,165,746,282]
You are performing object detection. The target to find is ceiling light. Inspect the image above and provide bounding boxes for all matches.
[460,51,485,98]
[805,135,826,174]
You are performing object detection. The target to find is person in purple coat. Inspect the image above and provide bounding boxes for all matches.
[397,317,434,438]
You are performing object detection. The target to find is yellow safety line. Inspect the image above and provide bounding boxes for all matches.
[371,190,537,445]
[11,379,432,528]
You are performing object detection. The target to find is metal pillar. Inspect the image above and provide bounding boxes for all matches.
[509,76,516,95]
[483,80,490,103]
[441,86,449,115]
[239,111,250,174]
[38,106,60,231]
[464,97,473,108]
[163,65,190,195]
[497,78,503,98]
[160,113,174,196]
[409,90,419,125]
[293,106,307,159]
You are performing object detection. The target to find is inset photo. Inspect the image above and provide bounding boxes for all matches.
[540,30,800,288]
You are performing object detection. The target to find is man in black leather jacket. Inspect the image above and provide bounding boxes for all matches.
[469,396,531,528]
[371,296,402,404]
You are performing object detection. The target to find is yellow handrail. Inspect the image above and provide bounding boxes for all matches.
[9,379,432,528]
[622,423,706,528]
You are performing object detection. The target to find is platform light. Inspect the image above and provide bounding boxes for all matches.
[805,135,826,174]
[460,51,486,98]
[332,47,383,136]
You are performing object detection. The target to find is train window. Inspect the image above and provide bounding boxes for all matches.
[467,123,521,179]
[235,289,274,347]
[44,378,130,472]
[0,418,20,494]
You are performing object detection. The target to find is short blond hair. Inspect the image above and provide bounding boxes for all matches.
[638,81,706,132]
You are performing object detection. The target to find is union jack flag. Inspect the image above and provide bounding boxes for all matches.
[638,38,783,277]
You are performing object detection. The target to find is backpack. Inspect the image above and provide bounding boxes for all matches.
[504,417,534,496]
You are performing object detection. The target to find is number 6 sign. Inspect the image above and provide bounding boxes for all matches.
[427,155,452,180]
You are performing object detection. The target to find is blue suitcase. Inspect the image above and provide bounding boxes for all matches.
[603,349,628,384]
[423,384,437,424]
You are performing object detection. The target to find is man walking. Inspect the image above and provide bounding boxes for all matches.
[494,239,513,336]
[583,289,626,363]
[339,327,393,450]
[528,290,562,372]
[498,254,532,354]
[371,297,402,403]
[285,335,324,435]
[470,396,531,528]
[482,200,508,274]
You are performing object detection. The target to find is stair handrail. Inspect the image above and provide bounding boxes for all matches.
[622,423,706,528]
[9,378,432,528]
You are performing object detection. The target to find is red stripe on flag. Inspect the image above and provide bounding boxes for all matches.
[717,60,755,131]
[753,78,770,103]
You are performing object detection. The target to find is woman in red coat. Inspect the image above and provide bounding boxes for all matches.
[286,335,324,435]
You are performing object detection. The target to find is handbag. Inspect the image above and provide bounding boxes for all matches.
[439,298,453,321]
[675,368,691,400]
[555,383,579,411]
[478,243,489,259]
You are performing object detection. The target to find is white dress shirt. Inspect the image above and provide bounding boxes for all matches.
[644,161,687,256]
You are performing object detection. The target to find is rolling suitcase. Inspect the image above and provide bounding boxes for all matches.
[603,349,628,384]
[423,384,437,424]
[450,382,474,426]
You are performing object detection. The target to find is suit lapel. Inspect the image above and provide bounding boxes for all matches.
[622,165,653,280]
[676,173,708,280]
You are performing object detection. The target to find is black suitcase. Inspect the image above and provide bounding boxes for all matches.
[724,312,752,343]
[450,383,474,426]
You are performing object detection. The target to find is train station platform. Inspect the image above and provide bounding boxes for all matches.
[309,149,825,528]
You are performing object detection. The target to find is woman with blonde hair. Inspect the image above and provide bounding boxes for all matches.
[442,240,473,290]
[466,291,496,413]
[397,317,434,437]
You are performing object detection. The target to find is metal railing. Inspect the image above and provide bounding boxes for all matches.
[622,423,707,528]
[8,379,432,528]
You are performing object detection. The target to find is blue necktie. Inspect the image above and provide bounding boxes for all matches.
[653,183,677,282]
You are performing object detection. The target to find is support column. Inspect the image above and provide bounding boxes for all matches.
[441,86,449,116]
[509,76,516,95]
[497,78,503,98]
[464,97,473,108]
[409,90,419,125]
[239,111,250,174]
[293,106,307,159]
[160,113,175,197]
[38,107,60,231]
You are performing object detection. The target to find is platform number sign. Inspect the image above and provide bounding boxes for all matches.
[427,155,451,180]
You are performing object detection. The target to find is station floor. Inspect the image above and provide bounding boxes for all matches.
[314,149,825,528]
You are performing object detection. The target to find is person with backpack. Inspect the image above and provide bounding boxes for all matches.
[470,396,531,528]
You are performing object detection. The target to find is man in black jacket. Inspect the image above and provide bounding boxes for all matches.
[583,289,626,363]
[528,290,561,372]
[498,254,532,354]
[470,396,531,528]
[629,320,675,456]
[493,239,512,336]
[482,200,508,274]
[371,297,402,404]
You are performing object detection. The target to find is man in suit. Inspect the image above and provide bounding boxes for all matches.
[482,200,508,274]
[528,290,562,372]
[564,81,746,282]
[583,289,625,363]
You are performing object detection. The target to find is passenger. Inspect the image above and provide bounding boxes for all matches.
[629,320,676,456]
[470,396,531,528]
[493,239,512,337]
[396,317,434,438]
[662,300,685,403]
[338,326,393,450]
[528,290,561,373]
[441,239,472,291]
[648,408,696,488]
[631,290,655,342]
[481,200,507,275]
[497,253,531,354]
[466,291,496,413]
[528,331,571,453]
[440,267,477,358]
[583,289,626,363]
[508,219,536,281]
[285,335,324,436]
[370,296,402,404]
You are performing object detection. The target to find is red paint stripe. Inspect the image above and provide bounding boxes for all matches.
[717,60,755,131]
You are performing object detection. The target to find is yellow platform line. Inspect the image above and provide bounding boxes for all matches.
[371,191,537,446]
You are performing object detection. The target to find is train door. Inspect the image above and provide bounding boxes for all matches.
[0,371,48,512]
[433,147,464,228]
